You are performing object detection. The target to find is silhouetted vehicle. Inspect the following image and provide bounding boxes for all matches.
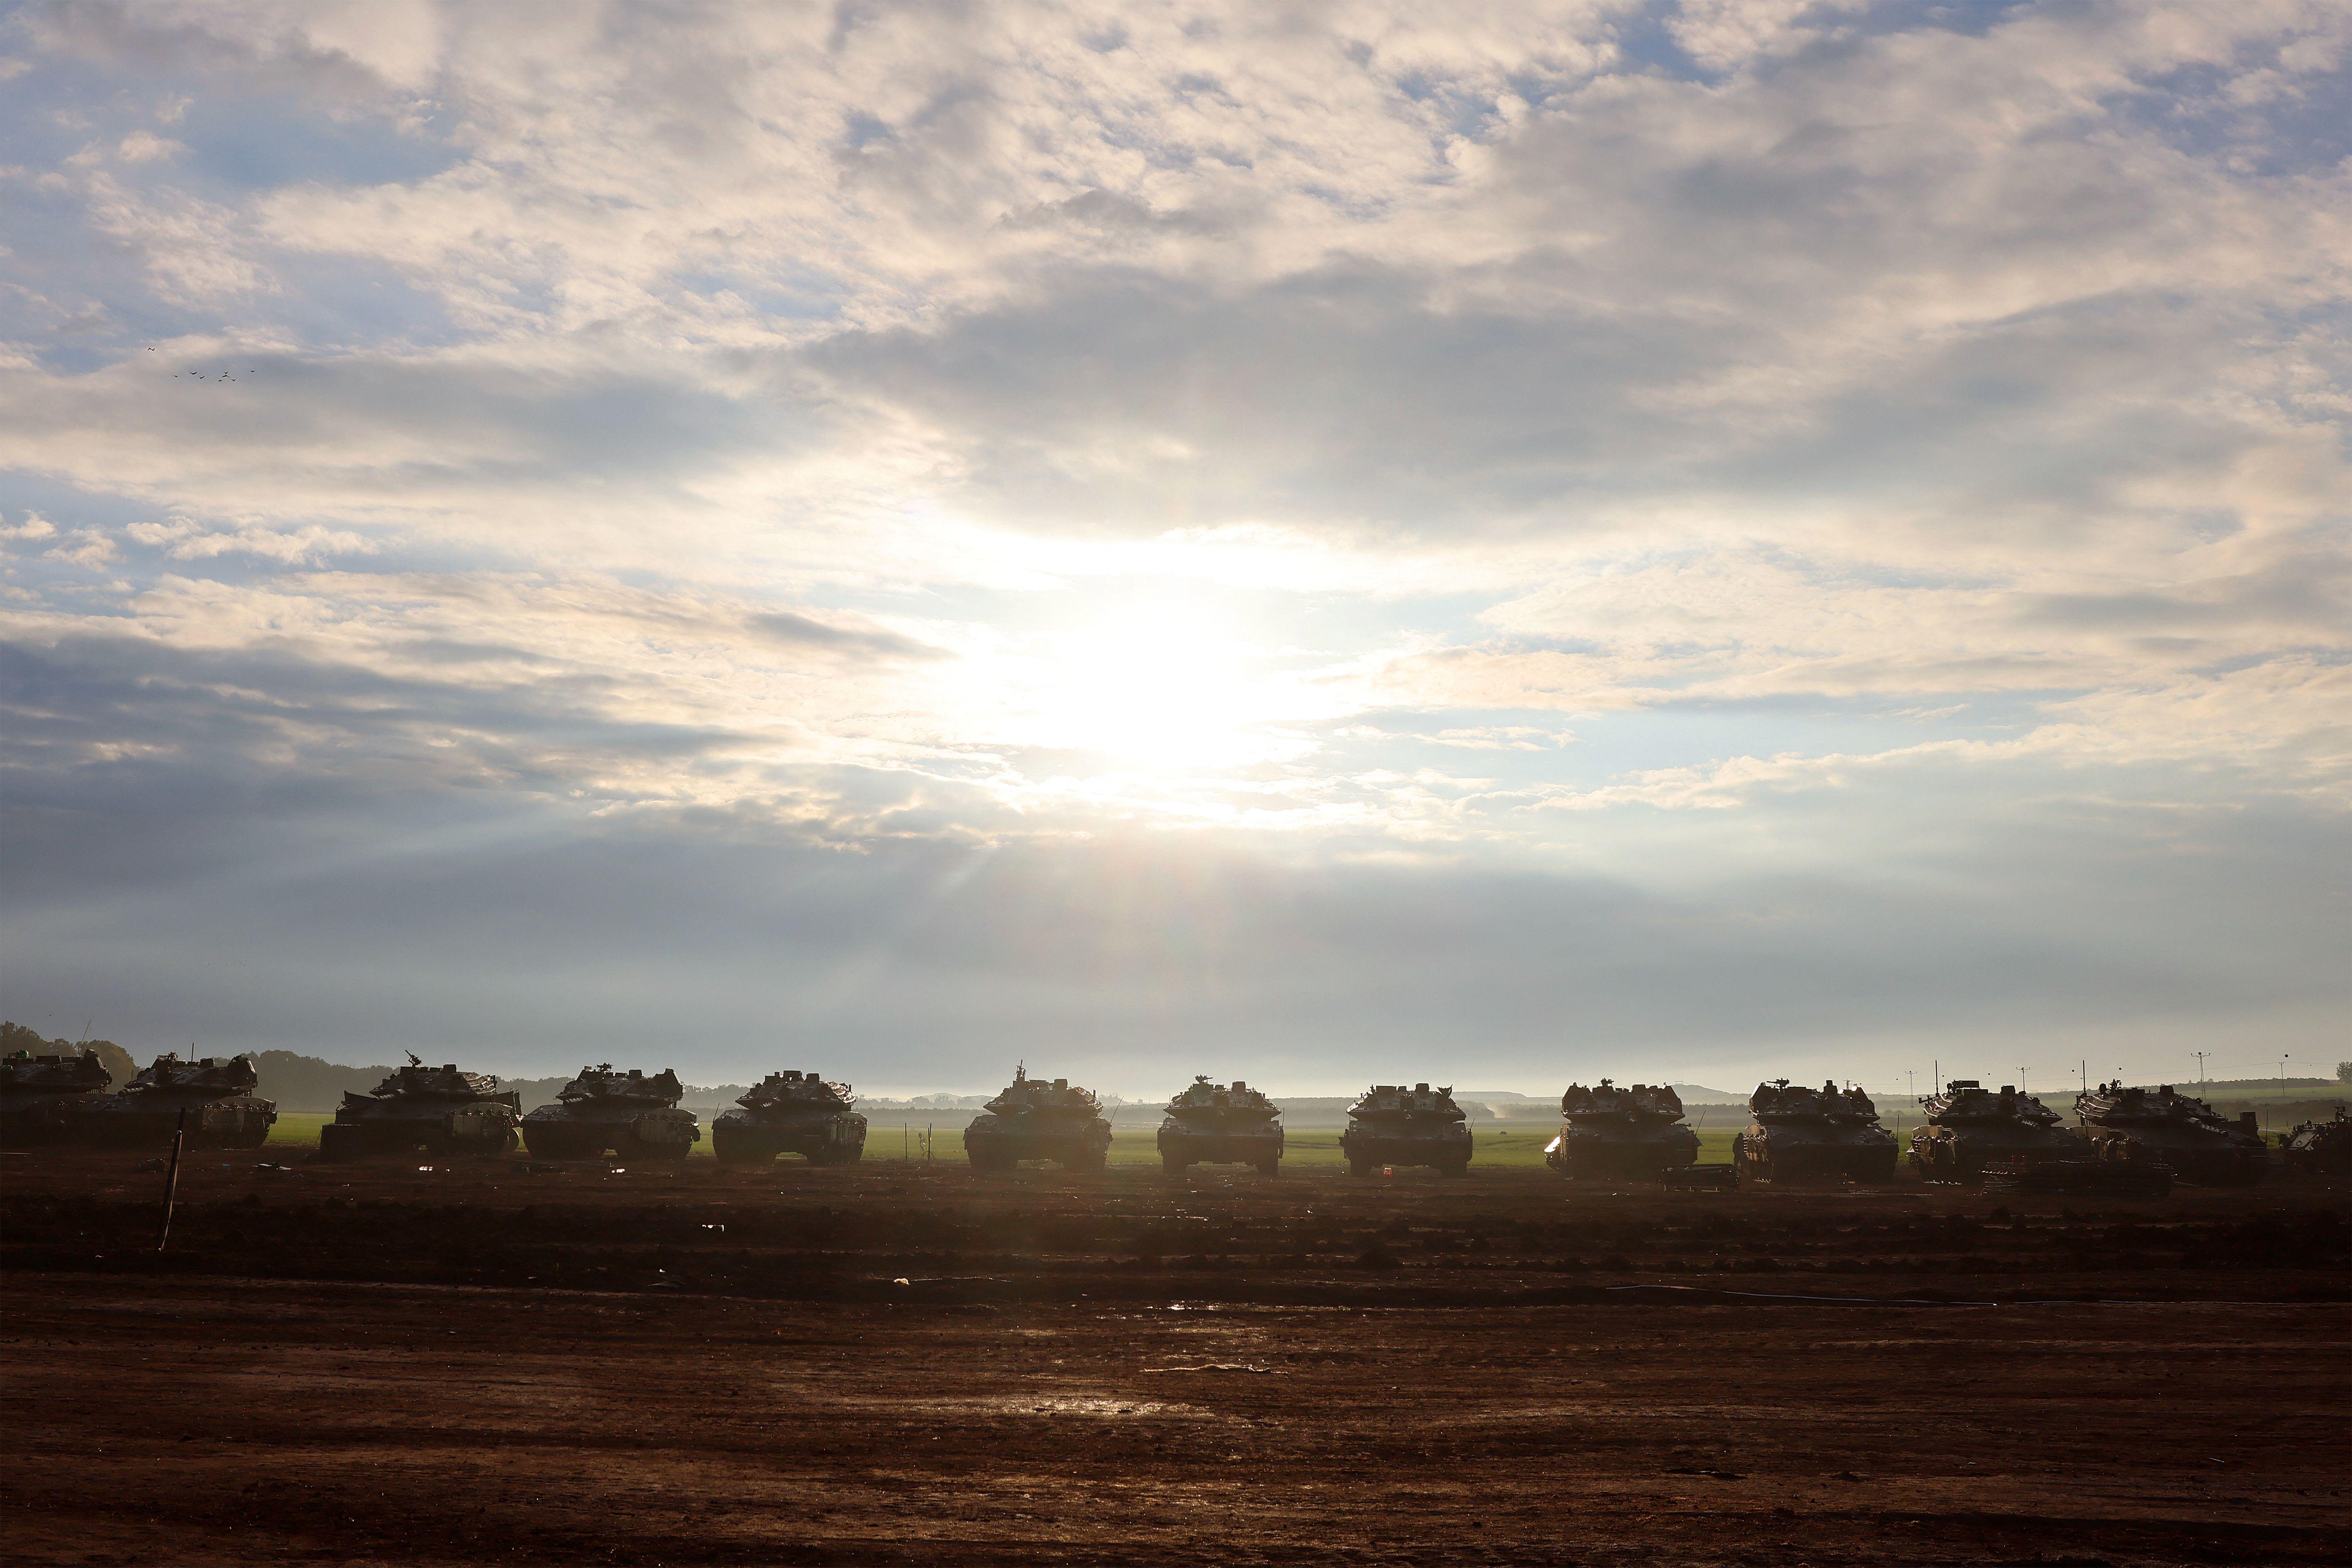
[319,1056,521,1160]
[1734,1079,1898,1183]
[1158,1077,1283,1175]
[1545,1080,1697,1180]
[712,1070,866,1165]
[2279,1108,2352,1178]
[964,1067,1110,1172]
[521,1065,700,1161]
[1909,1080,2088,1185]
[1341,1082,1471,1176]
[2073,1082,2266,1186]
[0,1048,114,1147]
[79,1054,277,1150]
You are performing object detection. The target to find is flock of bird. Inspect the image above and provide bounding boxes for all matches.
[145,346,258,381]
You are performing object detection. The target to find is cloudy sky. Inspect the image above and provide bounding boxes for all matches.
[3,0,2346,1096]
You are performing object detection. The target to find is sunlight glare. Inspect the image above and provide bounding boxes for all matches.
[1008,601,1288,770]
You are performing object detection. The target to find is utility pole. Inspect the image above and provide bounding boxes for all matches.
[2194,1051,2206,1085]
[1932,1060,1940,1098]
[2079,1060,2087,1094]
[2018,1067,2028,1095]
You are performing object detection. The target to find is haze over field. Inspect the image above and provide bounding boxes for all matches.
[3,2,2347,1096]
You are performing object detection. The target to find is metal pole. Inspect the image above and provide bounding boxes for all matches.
[156,1109,188,1254]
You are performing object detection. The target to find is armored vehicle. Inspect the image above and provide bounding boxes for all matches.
[1341,1082,1471,1176]
[1909,1080,2089,1184]
[318,1056,521,1160]
[1734,1079,1899,1183]
[1982,1155,2172,1198]
[0,1048,114,1147]
[1545,1080,1699,1180]
[712,1070,866,1165]
[2073,1082,2266,1186]
[521,1065,701,1161]
[2280,1108,2352,1178]
[1158,1077,1283,1174]
[964,1067,1111,1172]
[81,1053,278,1150]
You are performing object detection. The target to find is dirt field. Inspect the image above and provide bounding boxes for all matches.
[5,1152,2347,1566]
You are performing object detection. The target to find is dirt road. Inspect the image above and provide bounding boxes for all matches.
[4,1155,2346,1564]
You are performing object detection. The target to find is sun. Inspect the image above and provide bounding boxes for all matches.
[999,601,1290,771]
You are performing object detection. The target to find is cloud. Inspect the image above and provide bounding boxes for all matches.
[1,2,2347,1084]
[125,516,372,561]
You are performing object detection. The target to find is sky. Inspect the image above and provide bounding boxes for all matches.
[2,0,2347,1098]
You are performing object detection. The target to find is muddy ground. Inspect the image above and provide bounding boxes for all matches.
[4,1154,2347,1566]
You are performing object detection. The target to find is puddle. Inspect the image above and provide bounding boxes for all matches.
[786,1392,1218,1419]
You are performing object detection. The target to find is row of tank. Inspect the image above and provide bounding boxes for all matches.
[1575,1076,2321,1187]
[0,1051,853,1164]
[5,1045,2348,1182]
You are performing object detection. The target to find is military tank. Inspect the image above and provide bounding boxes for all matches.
[79,1053,279,1150]
[1544,1080,1698,1180]
[2280,1108,2352,1178]
[2073,1082,2266,1186]
[1158,1076,1283,1175]
[521,1065,701,1161]
[711,1070,866,1165]
[1909,1080,2089,1184]
[1340,1082,1471,1176]
[318,1056,521,1160]
[964,1066,1111,1172]
[0,1047,115,1147]
[1734,1079,1899,1183]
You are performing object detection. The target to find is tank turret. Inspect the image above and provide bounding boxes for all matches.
[2072,1082,2265,1185]
[1733,1078,1898,1183]
[0,1048,116,1148]
[521,1065,701,1161]
[712,1070,866,1165]
[81,1053,278,1151]
[1908,1080,2088,1185]
[2279,1107,2352,1178]
[964,1066,1111,1172]
[1157,1076,1283,1175]
[1340,1082,1472,1177]
[1544,1080,1698,1180]
[318,1055,521,1160]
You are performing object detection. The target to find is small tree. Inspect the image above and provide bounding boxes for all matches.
[2337,1061,2352,1083]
